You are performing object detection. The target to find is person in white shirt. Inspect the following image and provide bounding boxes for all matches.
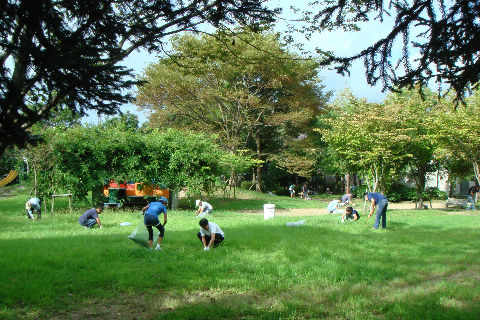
[25,197,41,219]
[197,218,224,250]
[195,200,213,217]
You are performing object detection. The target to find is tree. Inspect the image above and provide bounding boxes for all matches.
[433,90,480,187]
[300,0,480,100]
[136,29,328,191]
[0,0,276,157]
[383,86,439,208]
[320,90,410,194]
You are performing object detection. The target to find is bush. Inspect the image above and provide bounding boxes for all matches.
[239,181,253,190]
[425,187,448,200]
[351,185,368,199]
[387,185,448,202]
[387,184,418,202]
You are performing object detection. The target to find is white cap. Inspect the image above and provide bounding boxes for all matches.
[195,200,201,207]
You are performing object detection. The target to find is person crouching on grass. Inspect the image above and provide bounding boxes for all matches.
[197,218,224,251]
[78,205,104,228]
[142,197,168,250]
[341,206,360,223]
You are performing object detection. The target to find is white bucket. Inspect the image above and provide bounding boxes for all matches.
[263,203,275,220]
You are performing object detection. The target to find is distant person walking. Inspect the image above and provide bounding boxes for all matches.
[197,218,224,250]
[364,192,388,229]
[142,197,168,250]
[25,197,41,220]
[78,205,104,229]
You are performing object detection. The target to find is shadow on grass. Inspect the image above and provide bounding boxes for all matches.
[0,216,479,319]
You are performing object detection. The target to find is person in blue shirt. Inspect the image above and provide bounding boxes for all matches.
[78,205,104,228]
[364,192,388,229]
[141,197,168,250]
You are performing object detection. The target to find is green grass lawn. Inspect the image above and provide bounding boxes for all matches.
[0,190,479,319]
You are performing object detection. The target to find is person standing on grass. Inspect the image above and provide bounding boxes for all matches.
[341,206,360,222]
[195,200,213,217]
[364,192,388,229]
[289,184,296,198]
[25,197,41,220]
[78,205,104,229]
[197,218,224,251]
[142,197,168,250]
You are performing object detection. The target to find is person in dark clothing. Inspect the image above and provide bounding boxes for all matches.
[78,205,104,228]
[364,192,388,229]
[341,206,360,222]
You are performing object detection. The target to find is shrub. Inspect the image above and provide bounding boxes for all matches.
[239,181,253,190]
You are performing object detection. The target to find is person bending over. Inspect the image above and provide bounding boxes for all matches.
[364,192,388,229]
[195,200,213,217]
[197,218,224,251]
[25,197,42,220]
[78,205,104,228]
[142,197,168,250]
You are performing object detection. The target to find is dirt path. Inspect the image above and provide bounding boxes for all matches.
[240,200,470,217]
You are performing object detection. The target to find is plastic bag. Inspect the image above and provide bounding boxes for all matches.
[128,218,158,248]
[286,219,306,227]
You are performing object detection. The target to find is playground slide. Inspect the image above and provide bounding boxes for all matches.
[0,170,18,187]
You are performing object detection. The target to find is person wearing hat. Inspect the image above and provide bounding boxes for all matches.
[195,199,213,217]
[197,218,224,250]
[141,196,168,250]
[25,197,42,220]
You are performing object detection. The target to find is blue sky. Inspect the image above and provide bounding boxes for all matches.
[86,1,398,124]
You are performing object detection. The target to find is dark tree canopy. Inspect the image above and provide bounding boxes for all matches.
[303,0,480,100]
[0,0,275,155]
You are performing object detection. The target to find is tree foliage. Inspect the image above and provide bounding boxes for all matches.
[432,90,480,186]
[136,29,329,188]
[320,90,411,193]
[301,0,480,100]
[21,125,234,205]
[0,0,276,157]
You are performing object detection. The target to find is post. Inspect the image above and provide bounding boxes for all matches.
[51,196,55,213]
[68,192,72,214]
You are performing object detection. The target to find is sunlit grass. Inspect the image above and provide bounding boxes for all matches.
[0,191,479,319]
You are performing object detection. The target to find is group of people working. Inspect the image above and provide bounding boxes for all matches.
[289,183,310,199]
[326,192,388,229]
[76,197,223,251]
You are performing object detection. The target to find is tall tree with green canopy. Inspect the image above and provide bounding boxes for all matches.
[136,29,329,191]
[383,86,439,208]
[0,0,276,157]
[320,90,410,194]
[433,90,480,187]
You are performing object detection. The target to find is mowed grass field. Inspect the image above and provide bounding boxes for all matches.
[0,189,479,319]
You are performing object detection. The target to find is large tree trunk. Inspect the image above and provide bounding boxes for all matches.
[255,132,262,192]
[415,164,427,209]
[345,173,350,194]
